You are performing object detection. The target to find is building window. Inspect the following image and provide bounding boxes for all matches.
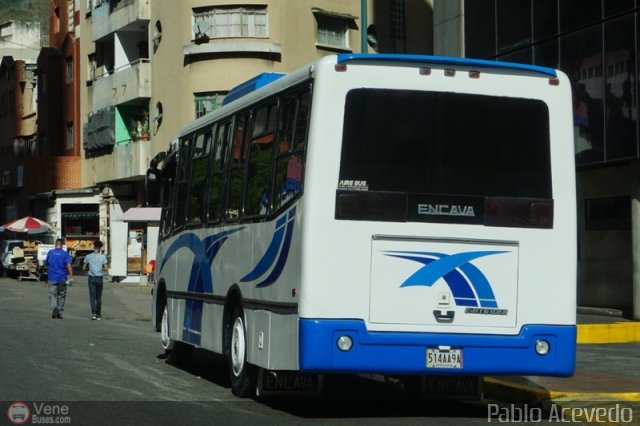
[560,26,604,165]
[585,196,631,231]
[66,57,73,84]
[194,92,225,119]
[193,6,267,40]
[68,0,74,30]
[153,21,162,54]
[496,0,531,54]
[390,0,406,51]
[66,123,74,150]
[464,0,497,58]
[54,7,60,34]
[154,102,163,134]
[87,53,96,82]
[312,9,356,51]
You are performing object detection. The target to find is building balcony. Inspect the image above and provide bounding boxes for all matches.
[92,0,150,42]
[183,39,282,60]
[91,59,151,111]
[91,138,150,183]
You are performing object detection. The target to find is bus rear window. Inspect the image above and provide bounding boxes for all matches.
[339,89,552,199]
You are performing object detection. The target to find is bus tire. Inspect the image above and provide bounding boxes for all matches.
[227,305,254,398]
[161,303,194,363]
[160,304,174,352]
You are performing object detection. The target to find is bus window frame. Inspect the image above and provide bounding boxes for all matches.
[186,128,214,228]
[243,99,279,221]
[158,81,313,239]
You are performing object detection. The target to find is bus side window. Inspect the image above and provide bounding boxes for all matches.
[160,158,177,238]
[187,130,212,226]
[274,89,310,211]
[245,102,277,217]
[174,137,192,229]
[226,113,250,221]
[208,121,229,224]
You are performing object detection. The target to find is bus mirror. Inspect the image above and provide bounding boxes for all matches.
[146,168,161,207]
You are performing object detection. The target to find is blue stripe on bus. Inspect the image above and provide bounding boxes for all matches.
[385,251,505,308]
[240,215,287,282]
[158,228,242,345]
[255,208,296,288]
[299,319,576,376]
[336,53,558,78]
[457,262,498,306]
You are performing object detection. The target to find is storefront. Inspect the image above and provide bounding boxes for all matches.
[61,205,100,267]
[110,207,160,283]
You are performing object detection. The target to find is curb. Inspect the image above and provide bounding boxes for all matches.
[577,322,640,344]
[484,378,640,425]
[484,377,640,403]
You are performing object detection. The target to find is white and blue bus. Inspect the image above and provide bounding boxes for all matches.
[149,53,576,398]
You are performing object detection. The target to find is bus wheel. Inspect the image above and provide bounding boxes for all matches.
[161,304,193,363]
[228,305,254,397]
[160,304,174,351]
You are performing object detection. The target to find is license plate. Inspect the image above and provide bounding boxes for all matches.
[426,348,463,368]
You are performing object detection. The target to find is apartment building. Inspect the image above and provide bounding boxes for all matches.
[78,0,433,280]
[0,18,42,222]
[0,56,38,220]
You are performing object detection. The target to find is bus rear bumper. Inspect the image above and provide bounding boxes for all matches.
[299,319,576,377]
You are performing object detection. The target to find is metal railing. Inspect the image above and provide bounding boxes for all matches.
[89,57,150,83]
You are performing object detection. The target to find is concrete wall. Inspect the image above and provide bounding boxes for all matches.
[433,0,462,56]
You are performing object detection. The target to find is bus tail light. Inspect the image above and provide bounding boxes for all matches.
[335,64,348,72]
[469,70,480,79]
[485,197,554,229]
[549,78,560,86]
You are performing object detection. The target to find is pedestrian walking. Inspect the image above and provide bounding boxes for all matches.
[45,238,73,319]
[83,240,109,320]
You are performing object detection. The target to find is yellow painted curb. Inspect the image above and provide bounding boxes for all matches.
[484,377,640,402]
[577,322,640,344]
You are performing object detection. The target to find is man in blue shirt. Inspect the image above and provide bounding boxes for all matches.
[45,239,73,319]
[83,240,109,320]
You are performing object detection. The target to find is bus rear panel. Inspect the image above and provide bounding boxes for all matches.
[297,55,576,377]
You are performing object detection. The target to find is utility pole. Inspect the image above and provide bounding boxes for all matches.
[361,0,368,53]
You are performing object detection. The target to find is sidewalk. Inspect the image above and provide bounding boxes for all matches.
[484,312,640,424]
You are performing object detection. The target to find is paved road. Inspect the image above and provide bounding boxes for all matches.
[0,277,579,425]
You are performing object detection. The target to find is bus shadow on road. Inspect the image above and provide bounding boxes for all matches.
[158,347,232,390]
[158,347,488,419]
[261,375,489,419]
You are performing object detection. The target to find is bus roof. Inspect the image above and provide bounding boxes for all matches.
[337,53,558,78]
[176,53,558,139]
[222,72,286,106]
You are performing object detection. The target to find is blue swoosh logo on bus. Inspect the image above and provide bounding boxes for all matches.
[160,228,244,345]
[385,250,507,308]
[240,215,287,281]
[241,207,296,288]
